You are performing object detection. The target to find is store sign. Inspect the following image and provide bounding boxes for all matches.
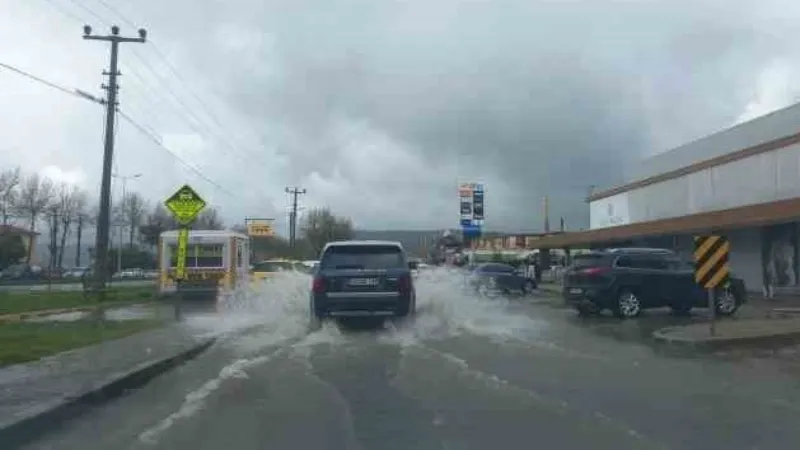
[247,220,275,237]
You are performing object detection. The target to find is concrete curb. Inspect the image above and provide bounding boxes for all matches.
[0,337,217,449]
[652,326,800,352]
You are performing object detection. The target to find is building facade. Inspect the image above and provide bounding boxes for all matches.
[536,102,800,296]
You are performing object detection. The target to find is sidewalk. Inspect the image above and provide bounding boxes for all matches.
[0,323,215,447]
[654,318,800,350]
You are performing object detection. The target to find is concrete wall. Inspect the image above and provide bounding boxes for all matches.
[727,228,763,292]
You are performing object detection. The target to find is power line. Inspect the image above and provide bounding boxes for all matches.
[64,0,110,26]
[0,61,85,100]
[0,59,234,197]
[117,112,234,196]
[93,0,138,29]
[39,0,84,24]
[38,0,273,173]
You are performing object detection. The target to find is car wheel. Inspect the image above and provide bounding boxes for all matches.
[614,289,641,319]
[522,280,536,295]
[715,288,739,316]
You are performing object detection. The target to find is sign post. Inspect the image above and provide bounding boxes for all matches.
[693,235,731,337]
[164,184,207,321]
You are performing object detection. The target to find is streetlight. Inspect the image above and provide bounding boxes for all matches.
[112,172,142,275]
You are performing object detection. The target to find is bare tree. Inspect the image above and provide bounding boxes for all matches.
[138,204,177,249]
[53,183,88,268]
[15,173,54,262]
[301,207,354,255]
[0,167,21,226]
[120,192,147,248]
[75,203,97,267]
[45,204,59,271]
[192,207,224,230]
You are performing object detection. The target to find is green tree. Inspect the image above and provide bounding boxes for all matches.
[300,208,354,256]
[0,232,26,269]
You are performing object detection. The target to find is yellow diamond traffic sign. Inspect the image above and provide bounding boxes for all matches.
[165,184,206,225]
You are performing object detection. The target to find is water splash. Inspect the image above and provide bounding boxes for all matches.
[183,267,544,348]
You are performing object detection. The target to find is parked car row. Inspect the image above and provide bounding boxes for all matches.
[561,248,748,318]
[0,263,158,284]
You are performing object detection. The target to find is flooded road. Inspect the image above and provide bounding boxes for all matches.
[21,269,800,450]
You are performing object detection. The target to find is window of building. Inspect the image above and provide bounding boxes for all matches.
[168,244,224,268]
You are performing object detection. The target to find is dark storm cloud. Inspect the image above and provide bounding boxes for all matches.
[160,0,781,229]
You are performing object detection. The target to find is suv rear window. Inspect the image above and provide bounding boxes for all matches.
[321,245,405,270]
[571,254,609,268]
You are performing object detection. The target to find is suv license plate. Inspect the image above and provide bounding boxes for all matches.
[349,278,378,287]
[569,288,583,294]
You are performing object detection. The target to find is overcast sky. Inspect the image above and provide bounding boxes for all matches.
[2,0,800,234]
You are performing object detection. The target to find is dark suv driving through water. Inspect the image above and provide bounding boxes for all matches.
[309,240,416,326]
[562,248,748,318]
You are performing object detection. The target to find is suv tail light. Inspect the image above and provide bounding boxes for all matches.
[397,274,411,293]
[581,267,610,276]
[312,276,326,294]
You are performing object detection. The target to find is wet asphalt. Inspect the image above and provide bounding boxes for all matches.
[19,291,800,450]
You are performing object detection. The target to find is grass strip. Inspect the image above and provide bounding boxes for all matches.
[0,287,158,315]
[0,319,165,367]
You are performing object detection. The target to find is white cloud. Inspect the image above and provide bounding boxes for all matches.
[40,165,87,187]
[735,59,800,124]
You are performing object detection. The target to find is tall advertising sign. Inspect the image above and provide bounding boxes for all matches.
[459,183,473,227]
[472,183,484,225]
[459,182,484,239]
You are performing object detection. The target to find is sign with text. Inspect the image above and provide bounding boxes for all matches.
[165,184,206,225]
[247,220,275,237]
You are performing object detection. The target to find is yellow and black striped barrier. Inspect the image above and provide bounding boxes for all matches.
[693,235,730,289]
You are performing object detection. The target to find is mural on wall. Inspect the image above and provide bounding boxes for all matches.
[762,223,798,292]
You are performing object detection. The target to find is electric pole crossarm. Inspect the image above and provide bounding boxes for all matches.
[83,36,146,43]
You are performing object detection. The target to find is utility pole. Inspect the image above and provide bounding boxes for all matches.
[83,24,146,294]
[543,195,550,233]
[112,172,142,274]
[75,215,84,267]
[285,187,306,248]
